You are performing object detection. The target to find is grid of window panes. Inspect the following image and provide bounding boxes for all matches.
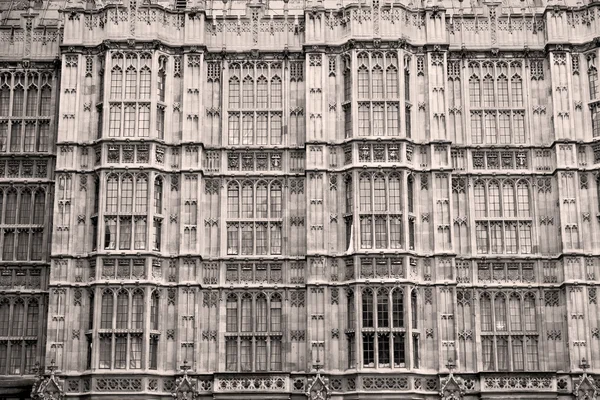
[102,173,163,252]
[355,52,401,137]
[0,187,47,261]
[0,71,53,153]
[97,287,160,370]
[226,179,283,255]
[225,292,283,372]
[479,291,539,371]
[351,286,419,369]
[356,172,415,250]
[107,52,159,139]
[473,178,533,255]
[227,62,283,145]
[468,61,526,145]
[0,296,42,375]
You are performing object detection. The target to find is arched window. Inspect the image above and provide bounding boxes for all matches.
[116,291,129,329]
[480,293,492,331]
[121,175,134,213]
[509,293,522,331]
[19,189,31,224]
[0,299,9,336]
[494,293,507,331]
[358,66,369,98]
[12,84,24,117]
[125,63,137,98]
[392,289,404,328]
[256,294,267,332]
[242,113,253,145]
[474,181,486,217]
[497,75,509,107]
[26,299,39,336]
[257,76,268,108]
[503,181,516,217]
[362,289,374,328]
[226,294,238,332]
[373,174,386,212]
[40,85,52,115]
[488,181,501,217]
[377,288,389,328]
[33,190,45,225]
[589,67,598,100]
[517,181,530,217]
[12,299,24,336]
[139,66,151,100]
[386,66,398,98]
[271,76,282,108]
[407,175,414,213]
[524,293,536,331]
[227,182,239,218]
[344,176,354,216]
[150,291,159,330]
[359,174,372,212]
[241,182,253,218]
[511,74,523,106]
[110,67,123,99]
[242,76,254,108]
[483,75,494,107]
[229,77,240,108]
[469,75,481,107]
[241,293,252,332]
[0,190,3,224]
[106,175,118,213]
[372,66,383,99]
[411,289,418,329]
[101,290,114,329]
[154,177,163,214]
[0,80,9,116]
[388,174,401,212]
[270,293,282,332]
[157,59,166,102]
[256,182,268,218]
[135,175,148,213]
[347,290,355,329]
[270,182,282,218]
[131,290,144,329]
[5,189,17,224]
[89,292,95,330]
[26,83,38,116]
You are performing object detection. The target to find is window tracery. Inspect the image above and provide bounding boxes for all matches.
[0,296,41,375]
[469,61,525,144]
[225,291,283,372]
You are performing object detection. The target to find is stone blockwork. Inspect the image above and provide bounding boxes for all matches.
[1,0,600,398]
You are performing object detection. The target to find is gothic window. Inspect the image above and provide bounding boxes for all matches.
[386,65,398,98]
[372,66,384,99]
[110,54,124,99]
[589,66,598,100]
[12,76,24,117]
[25,74,38,117]
[150,291,159,330]
[479,291,539,371]
[103,173,149,250]
[225,291,283,372]
[358,104,370,136]
[154,177,163,214]
[139,64,151,100]
[357,286,415,368]
[243,76,254,108]
[358,66,369,98]
[469,75,481,107]
[497,75,509,107]
[257,76,268,108]
[474,179,533,254]
[157,56,166,102]
[511,75,523,107]
[593,105,600,138]
[226,180,283,255]
[483,75,494,107]
[0,74,9,115]
[229,76,240,108]
[125,56,138,99]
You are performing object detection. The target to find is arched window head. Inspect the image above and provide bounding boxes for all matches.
[362,288,374,328]
[226,293,238,332]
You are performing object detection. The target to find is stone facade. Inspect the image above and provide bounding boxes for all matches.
[1,0,600,399]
